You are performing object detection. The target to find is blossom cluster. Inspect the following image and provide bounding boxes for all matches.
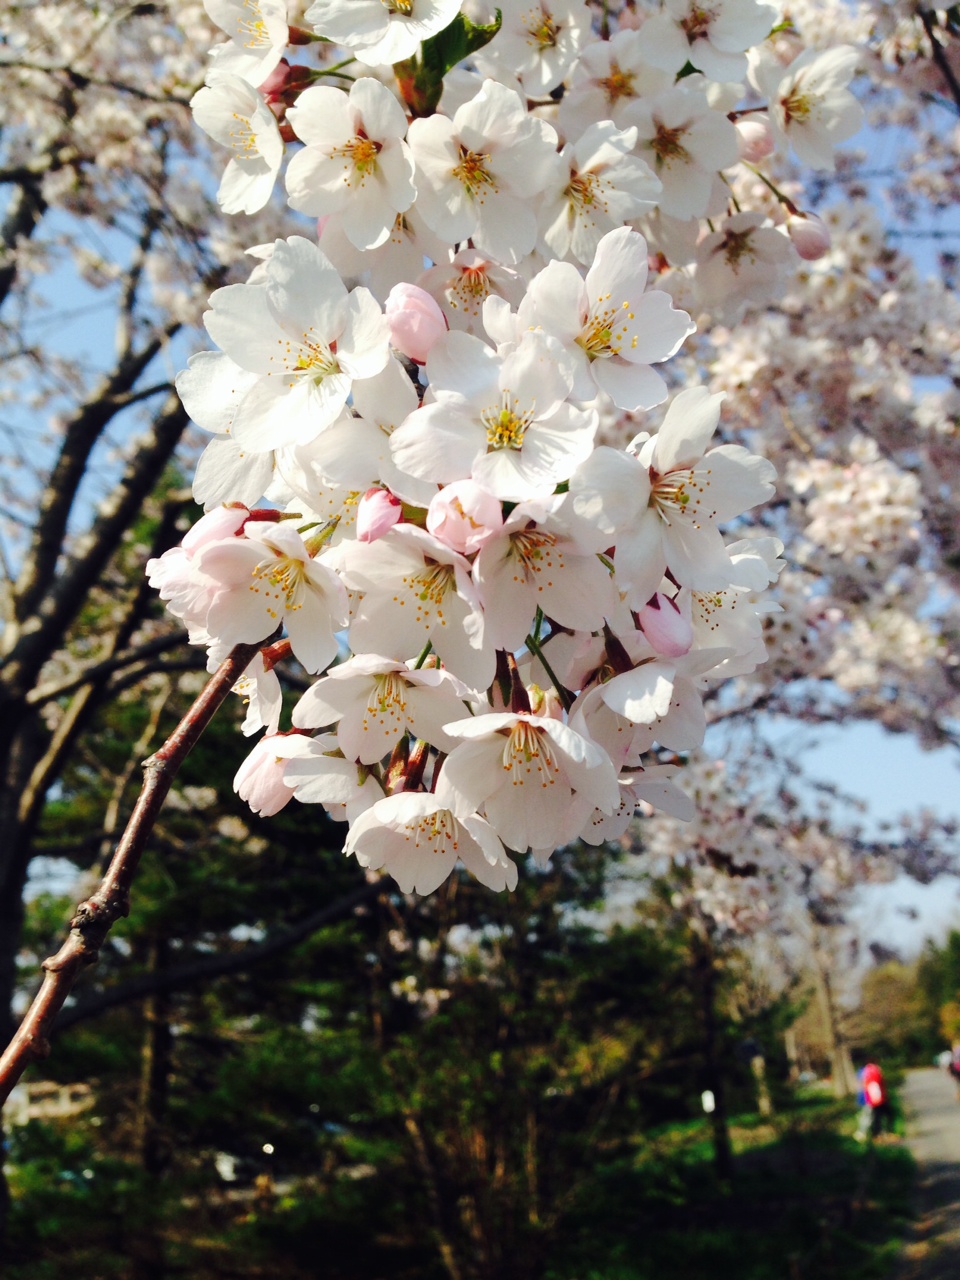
[146,0,867,895]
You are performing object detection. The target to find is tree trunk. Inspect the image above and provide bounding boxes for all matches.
[693,930,734,1184]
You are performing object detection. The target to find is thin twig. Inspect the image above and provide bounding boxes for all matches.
[920,10,960,116]
[0,639,263,1107]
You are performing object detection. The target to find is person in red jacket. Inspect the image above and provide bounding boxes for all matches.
[860,1061,892,1138]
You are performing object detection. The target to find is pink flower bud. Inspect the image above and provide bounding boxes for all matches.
[427,480,503,555]
[385,283,448,365]
[637,593,693,658]
[787,213,832,261]
[357,487,402,543]
[735,118,775,163]
[260,59,293,103]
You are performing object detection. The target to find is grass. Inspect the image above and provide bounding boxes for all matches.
[546,1090,915,1280]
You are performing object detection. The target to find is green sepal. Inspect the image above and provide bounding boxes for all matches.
[395,10,502,117]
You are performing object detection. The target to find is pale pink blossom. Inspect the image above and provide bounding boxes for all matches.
[385,283,448,364]
[234,734,303,817]
[426,480,504,556]
[787,212,832,260]
[637,592,694,658]
[345,793,517,895]
[356,488,402,543]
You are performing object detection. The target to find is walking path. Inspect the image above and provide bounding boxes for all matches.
[895,1067,960,1279]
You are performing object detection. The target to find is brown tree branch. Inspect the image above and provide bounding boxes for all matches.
[920,9,960,115]
[0,639,264,1107]
[26,631,189,707]
[3,395,189,696]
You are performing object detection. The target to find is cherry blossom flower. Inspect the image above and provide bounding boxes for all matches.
[384,283,448,364]
[694,212,795,318]
[418,249,525,337]
[205,0,288,86]
[473,506,617,650]
[337,527,494,690]
[426,480,504,555]
[408,79,559,265]
[234,734,302,817]
[280,734,385,822]
[389,330,597,501]
[538,121,662,265]
[292,654,472,763]
[202,236,390,450]
[437,712,620,855]
[146,504,249,644]
[623,84,739,220]
[753,45,865,171]
[305,0,463,67]
[514,227,696,410]
[558,29,673,133]
[639,0,778,84]
[624,386,777,595]
[479,0,592,95]
[345,793,517,894]
[191,72,284,215]
[197,520,350,673]
[286,79,416,251]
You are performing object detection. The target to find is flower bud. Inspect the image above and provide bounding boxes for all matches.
[385,283,448,365]
[787,213,832,261]
[356,487,402,543]
[260,59,293,103]
[637,593,693,658]
[427,480,503,555]
[735,118,775,163]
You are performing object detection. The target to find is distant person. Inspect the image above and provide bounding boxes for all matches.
[949,1042,960,1099]
[860,1060,892,1138]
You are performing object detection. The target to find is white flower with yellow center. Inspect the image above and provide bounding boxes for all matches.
[286,79,416,251]
[292,654,472,764]
[345,793,517,895]
[559,29,673,134]
[418,249,524,337]
[622,84,739,220]
[752,45,864,172]
[191,72,284,215]
[539,121,661,265]
[479,0,592,95]
[694,211,795,319]
[336,527,494,690]
[205,0,288,86]
[389,330,597,502]
[197,520,350,673]
[202,236,390,452]
[408,79,559,266]
[436,712,620,856]
[473,505,617,650]
[305,0,463,66]
[639,0,778,84]
[516,227,695,411]
[632,387,777,598]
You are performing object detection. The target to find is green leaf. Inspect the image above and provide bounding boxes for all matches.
[395,10,502,116]
[421,9,502,78]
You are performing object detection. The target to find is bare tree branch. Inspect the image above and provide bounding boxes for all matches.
[0,639,265,1106]
[27,631,189,707]
[4,394,189,695]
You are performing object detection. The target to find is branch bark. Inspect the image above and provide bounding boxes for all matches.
[0,639,264,1107]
